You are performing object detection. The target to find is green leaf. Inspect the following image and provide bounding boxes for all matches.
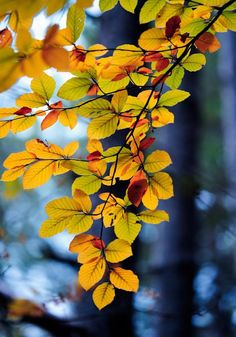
[57,77,91,101]
[158,89,190,107]
[182,54,206,72]
[31,72,56,101]
[99,0,118,12]
[67,4,85,43]
[119,0,138,13]
[139,0,165,24]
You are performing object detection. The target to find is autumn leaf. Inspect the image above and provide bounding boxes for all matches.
[127,170,148,207]
[92,282,115,310]
[110,267,139,292]
[79,257,106,291]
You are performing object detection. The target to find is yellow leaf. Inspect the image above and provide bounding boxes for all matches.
[26,140,64,159]
[142,184,159,210]
[78,244,101,263]
[11,115,36,134]
[59,109,77,129]
[3,151,36,169]
[79,257,106,291]
[0,108,17,118]
[152,107,174,128]
[105,239,132,263]
[0,121,11,138]
[73,189,92,212]
[62,160,90,175]
[114,212,141,244]
[144,150,172,173]
[183,53,206,72]
[99,0,118,12]
[58,77,91,101]
[31,72,56,101]
[67,214,93,234]
[92,282,115,310]
[72,175,102,195]
[119,0,138,13]
[151,172,174,199]
[39,218,70,238]
[111,90,128,112]
[23,160,55,189]
[76,98,112,118]
[110,267,139,292]
[222,12,236,31]
[63,141,79,157]
[16,29,33,54]
[67,4,85,43]
[158,89,190,107]
[138,209,169,224]
[45,196,82,219]
[139,0,165,24]
[16,93,46,108]
[87,114,118,139]
[138,28,166,51]
[1,166,25,182]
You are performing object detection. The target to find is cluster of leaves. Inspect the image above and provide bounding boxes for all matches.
[0,0,236,309]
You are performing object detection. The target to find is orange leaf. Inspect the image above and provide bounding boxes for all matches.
[0,28,13,48]
[195,32,221,53]
[41,110,60,130]
[139,137,155,150]
[127,170,148,207]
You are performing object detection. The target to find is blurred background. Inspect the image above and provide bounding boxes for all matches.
[0,1,236,337]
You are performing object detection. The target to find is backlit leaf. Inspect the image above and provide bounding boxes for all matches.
[144,150,172,173]
[119,0,138,13]
[110,267,139,292]
[158,89,190,107]
[92,282,115,310]
[58,77,91,101]
[23,160,55,189]
[139,0,165,24]
[114,212,141,243]
[31,73,56,101]
[67,4,85,43]
[16,93,46,108]
[79,257,106,291]
[105,239,132,263]
[87,114,119,139]
[138,209,169,224]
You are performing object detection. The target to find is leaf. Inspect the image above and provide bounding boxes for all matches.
[11,115,36,134]
[72,175,102,195]
[45,196,81,219]
[182,53,206,72]
[79,257,106,291]
[119,0,138,13]
[76,98,112,118]
[127,170,148,207]
[138,210,169,224]
[69,234,96,253]
[144,150,172,173]
[31,73,56,101]
[110,267,139,292]
[58,77,91,101]
[165,66,184,89]
[165,15,181,39]
[73,189,92,212]
[87,114,118,139]
[158,89,190,107]
[67,214,93,234]
[62,160,90,175]
[114,213,141,244]
[0,121,10,138]
[105,239,132,263]
[23,160,55,189]
[92,282,115,310]
[1,166,25,182]
[63,141,79,157]
[59,109,77,129]
[151,172,174,200]
[67,4,85,43]
[223,12,236,31]
[41,110,60,130]
[151,107,174,128]
[195,32,221,53]
[3,151,36,169]
[0,28,13,48]
[138,28,166,51]
[16,93,46,108]
[139,0,165,24]
[14,107,32,115]
[39,218,70,237]
[99,0,118,12]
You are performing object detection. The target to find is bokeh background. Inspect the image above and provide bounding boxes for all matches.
[0,1,236,337]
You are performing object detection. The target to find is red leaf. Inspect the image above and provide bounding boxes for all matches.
[155,57,169,72]
[165,16,181,39]
[14,107,32,115]
[128,170,148,207]
[139,137,155,150]
[87,151,102,161]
